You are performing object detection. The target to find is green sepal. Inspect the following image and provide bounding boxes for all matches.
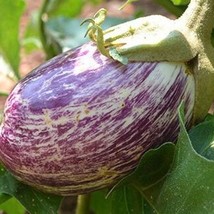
[109,48,128,65]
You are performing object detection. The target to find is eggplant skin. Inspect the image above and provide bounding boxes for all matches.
[0,42,194,196]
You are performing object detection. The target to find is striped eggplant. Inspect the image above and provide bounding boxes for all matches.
[0,42,195,195]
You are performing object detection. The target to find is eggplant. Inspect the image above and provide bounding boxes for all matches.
[0,42,195,195]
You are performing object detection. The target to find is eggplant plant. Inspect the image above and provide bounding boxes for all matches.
[0,0,214,213]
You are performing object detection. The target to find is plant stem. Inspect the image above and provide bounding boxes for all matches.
[39,0,57,59]
[177,0,214,123]
[179,0,214,39]
[75,194,91,214]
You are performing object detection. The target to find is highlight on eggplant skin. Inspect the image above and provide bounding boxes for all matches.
[0,42,195,196]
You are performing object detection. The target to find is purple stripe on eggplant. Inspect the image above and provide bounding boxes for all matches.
[0,42,195,195]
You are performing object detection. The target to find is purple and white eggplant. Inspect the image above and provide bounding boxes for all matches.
[0,42,194,195]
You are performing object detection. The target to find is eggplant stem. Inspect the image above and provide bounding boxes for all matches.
[178,0,214,40]
[75,194,91,214]
[177,0,214,123]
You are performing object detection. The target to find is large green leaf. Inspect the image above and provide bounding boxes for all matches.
[0,0,25,80]
[91,186,154,214]
[90,190,112,214]
[141,106,214,213]
[110,185,143,214]
[0,165,63,214]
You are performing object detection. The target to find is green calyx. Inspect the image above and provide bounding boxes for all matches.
[82,0,214,124]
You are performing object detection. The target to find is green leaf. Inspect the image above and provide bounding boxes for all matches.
[154,0,186,16]
[170,0,190,5]
[91,142,175,214]
[115,142,175,190]
[142,105,214,213]
[88,0,104,4]
[0,193,11,204]
[0,0,25,80]
[189,119,214,160]
[46,0,84,18]
[204,113,214,122]
[45,17,89,52]
[0,92,9,97]
[45,16,128,51]
[110,185,143,214]
[91,187,153,214]
[22,11,42,53]
[0,197,25,214]
[90,190,111,214]
[0,165,63,214]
